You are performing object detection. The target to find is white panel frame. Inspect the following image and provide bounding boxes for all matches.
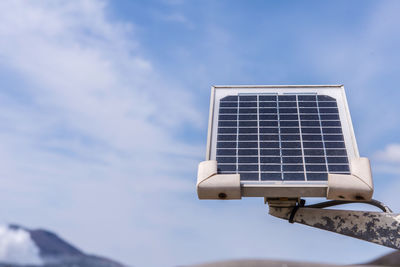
[205,85,360,197]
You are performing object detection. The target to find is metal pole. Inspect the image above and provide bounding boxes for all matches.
[268,200,400,249]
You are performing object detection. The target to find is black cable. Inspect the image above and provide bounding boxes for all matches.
[304,199,392,213]
[288,199,306,223]
[287,199,392,224]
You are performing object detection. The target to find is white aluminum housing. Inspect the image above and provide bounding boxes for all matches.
[197,85,373,200]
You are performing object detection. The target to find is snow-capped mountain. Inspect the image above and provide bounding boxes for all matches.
[0,224,125,267]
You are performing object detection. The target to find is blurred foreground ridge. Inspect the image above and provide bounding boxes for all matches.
[187,251,400,267]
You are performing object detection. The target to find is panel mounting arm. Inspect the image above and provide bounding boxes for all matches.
[268,199,400,249]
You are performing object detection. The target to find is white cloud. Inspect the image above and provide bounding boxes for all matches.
[162,13,189,24]
[0,0,203,265]
[372,144,400,174]
[0,0,203,176]
[0,225,42,265]
[374,144,400,163]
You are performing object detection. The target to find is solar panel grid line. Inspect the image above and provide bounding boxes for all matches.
[315,97,330,179]
[276,96,283,181]
[236,96,239,174]
[295,95,307,181]
[256,95,261,181]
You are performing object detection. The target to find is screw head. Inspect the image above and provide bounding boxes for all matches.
[218,193,227,199]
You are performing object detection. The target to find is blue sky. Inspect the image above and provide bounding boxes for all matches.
[0,0,400,266]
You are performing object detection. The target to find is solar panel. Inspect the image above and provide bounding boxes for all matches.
[216,93,350,182]
[199,85,368,199]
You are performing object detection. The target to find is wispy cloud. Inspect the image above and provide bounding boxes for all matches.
[162,13,189,24]
[0,0,204,265]
[374,144,400,163]
[372,143,400,174]
[0,225,42,265]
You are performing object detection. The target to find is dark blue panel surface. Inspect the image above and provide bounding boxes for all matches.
[284,173,305,180]
[217,134,237,141]
[303,142,324,148]
[318,102,337,107]
[279,102,297,107]
[282,157,303,163]
[240,95,257,101]
[280,128,300,133]
[299,101,317,107]
[239,128,257,134]
[261,173,282,180]
[305,157,326,164]
[300,108,318,113]
[259,121,278,126]
[260,165,281,171]
[239,108,257,114]
[260,149,280,156]
[260,128,279,134]
[279,108,297,113]
[306,165,327,172]
[219,121,237,127]
[238,157,258,163]
[259,95,277,101]
[216,93,351,182]
[218,128,237,134]
[217,157,236,163]
[238,142,258,148]
[260,135,279,141]
[283,165,304,171]
[260,157,281,163]
[238,149,258,156]
[220,102,238,107]
[282,149,302,156]
[307,173,328,180]
[238,135,258,141]
[238,165,259,171]
[220,108,237,114]
[281,142,301,148]
[259,102,277,107]
[217,142,236,148]
[239,121,257,127]
[327,157,349,163]
[298,95,316,101]
[241,173,259,181]
[278,95,296,101]
[280,121,300,127]
[218,165,236,172]
[240,102,257,107]
[217,149,236,155]
[260,108,277,114]
[260,142,280,148]
[221,96,238,101]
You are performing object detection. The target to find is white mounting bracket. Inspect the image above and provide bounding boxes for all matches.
[197,160,241,199]
[327,157,374,201]
[197,158,374,200]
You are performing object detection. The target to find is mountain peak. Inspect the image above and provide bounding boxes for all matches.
[0,224,124,267]
[7,224,83,258]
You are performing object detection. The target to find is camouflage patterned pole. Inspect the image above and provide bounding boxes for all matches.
[268,200,400,249]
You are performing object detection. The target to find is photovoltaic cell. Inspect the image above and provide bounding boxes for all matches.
[216,94,350,182]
